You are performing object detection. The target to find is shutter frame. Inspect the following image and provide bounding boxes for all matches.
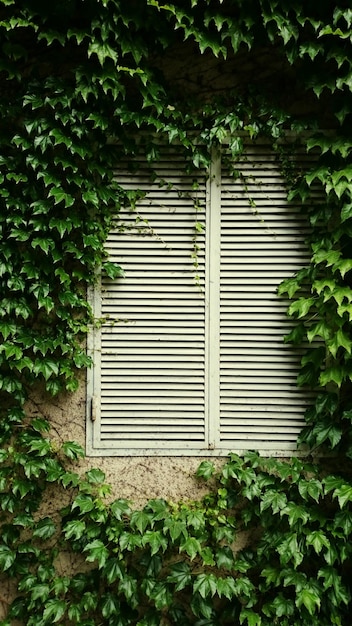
[87,140,318,456]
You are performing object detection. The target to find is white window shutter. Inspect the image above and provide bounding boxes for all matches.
[217,143,314,452]
[87,140,317,456]
[88,151,208,454]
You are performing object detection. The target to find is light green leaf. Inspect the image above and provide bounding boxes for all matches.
[319,366,345,387]
[260,489,287,514]
[341,203,352,222]
[163,517,187,541]
[333,483,352,508]
[63,520,86,540]
[307,321,331,342]
[48,188,75,208]
[83,539,109,568]
[306,530,330,554]
[327,328,352,358]
[88,40,119,66]
[216,576,237,599]
[118,575,138,606]
[110,499,132,520]
[215,546,235,569]
[43,599,66,623]
[102,261,125,279]
[277,533,303,567]
[142,530,168,555]
[61,441,85,459]
[288,297,315,318]
[130,510,152,534]
[280,502,310,527]
[31,583,50,602]
[179,536,202,560]
[33,359,59,380]
[239,608,262,626]
[296,585,321,615]
[85,468,106,484]
[193,573,218,598]
[71,493,95,514]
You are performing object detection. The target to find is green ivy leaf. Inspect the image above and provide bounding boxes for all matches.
[146,581,173,609]
[119,532,143,551]
[88,40,119,66]
[193,573,218,598]
[166,562,192,592]
[239,608,262,626]
[0,545,16,571]
[179,536,202,560]
[190,593,213,619]
[63,520,86,541]
[260,490,287,514]
[101,592,120,618]
[72,494,95,514]
[42,599,67,623]
[215,546,235,569]
[333,483,352,508]
[142,530,168,555]
[306,530,330,554]
[110,499,132,520]
[47,188,75,208]
[295,584,321,616]
[334,510,352,535]
[288,297,316,318]
[31,583,50,603]
[118,575,139,606]
[319,366,345,388]
[277,533,303,567]
[33,517,56,540]
[298,479,323,503]
[33,359,59,380]
[163,517,187,542]
[83,539,109,568]
[196,460,215,480]
[280,502,310,527]
[103,558,124,584]
[130,509,153,534]
[85,468,106,484]
[61,441,85,459]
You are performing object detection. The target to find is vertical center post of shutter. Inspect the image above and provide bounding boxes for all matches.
[206,148,221,449]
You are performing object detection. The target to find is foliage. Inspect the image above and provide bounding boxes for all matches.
[2,452,352,626]
[0,0,352,624]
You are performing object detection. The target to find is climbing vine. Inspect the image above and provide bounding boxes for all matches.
[1,0,352,624]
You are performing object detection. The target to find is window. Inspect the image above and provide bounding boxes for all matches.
[87,140,315,456]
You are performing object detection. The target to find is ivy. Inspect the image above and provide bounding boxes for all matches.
[0,0,352,624]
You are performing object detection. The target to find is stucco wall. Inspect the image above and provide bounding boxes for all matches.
[26,375,222,507]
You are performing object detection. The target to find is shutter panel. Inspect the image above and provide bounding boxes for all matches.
[87,139,318,456]
[218,142,315,451]
[91,150,207,453]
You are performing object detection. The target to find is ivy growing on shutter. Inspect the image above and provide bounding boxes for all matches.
[87,141,316,456]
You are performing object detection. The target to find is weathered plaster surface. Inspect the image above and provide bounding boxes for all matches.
[26,375,223,507]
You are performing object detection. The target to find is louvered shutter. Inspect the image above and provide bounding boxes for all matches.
[87,140,316,456]
[88,150,207,454]
[217,143,314,451]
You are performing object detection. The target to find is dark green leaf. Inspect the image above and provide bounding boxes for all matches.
[33,517,56,540]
